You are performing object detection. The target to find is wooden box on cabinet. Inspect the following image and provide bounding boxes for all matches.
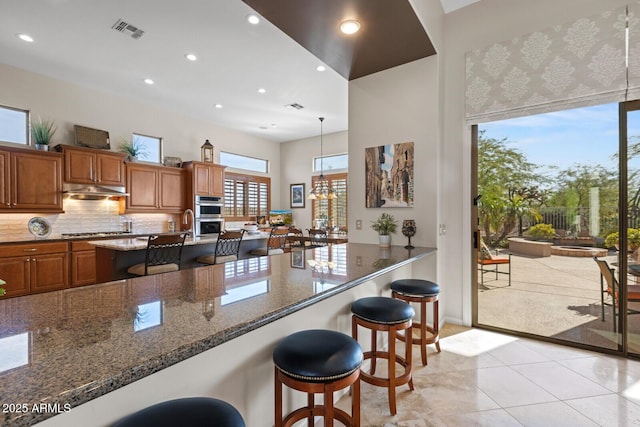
[57,144,126,186]
[0,147,63,213]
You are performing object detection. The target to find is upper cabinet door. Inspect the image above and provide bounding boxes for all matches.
[10,151,63,212]
[64,149,96,184]
[125,164,159,211]
[159,168,185,212]
[96,152,125,185]
[193,163,212,196]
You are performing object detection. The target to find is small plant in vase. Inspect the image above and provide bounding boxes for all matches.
[0,278,6,296]
[118,137,148,162]
[371,213,397,247]
[31,117,57,150]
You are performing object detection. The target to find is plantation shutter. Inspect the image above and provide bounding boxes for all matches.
[311,173,348,229]
[465,5,628,124]
[224,173,270,221]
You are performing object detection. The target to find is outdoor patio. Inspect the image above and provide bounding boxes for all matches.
[477,251,640,352]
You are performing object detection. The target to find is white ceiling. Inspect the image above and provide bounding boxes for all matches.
[0,0,476,143]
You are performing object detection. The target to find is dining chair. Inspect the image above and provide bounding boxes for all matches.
[306,228,328,248]
[197,229,245,265]
[250,226,289,256]
[287,226,305,251]
[593,256,640,332]
[127,233,187,276]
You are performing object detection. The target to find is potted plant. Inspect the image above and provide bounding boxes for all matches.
[605,228,640,251]
[31,117,56,150]
[371,213,397,247]
[0,278,6,296]
[118,137,148,162]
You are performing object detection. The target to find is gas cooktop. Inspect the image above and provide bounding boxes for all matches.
[60,231,131,239]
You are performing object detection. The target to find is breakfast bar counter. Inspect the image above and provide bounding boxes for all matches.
[0,243,435,427]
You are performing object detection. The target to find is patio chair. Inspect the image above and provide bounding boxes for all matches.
[477,241,511,286]
[593,256,640,332]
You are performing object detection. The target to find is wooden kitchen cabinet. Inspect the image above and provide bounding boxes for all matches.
[70,240,96,287]
[57,144,126,186]
[184,161,226,197]
[124,162,185,213]
[0,242,69,297]
[0,147,64,212]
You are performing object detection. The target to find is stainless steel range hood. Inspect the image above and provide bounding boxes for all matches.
[63,184,129,199]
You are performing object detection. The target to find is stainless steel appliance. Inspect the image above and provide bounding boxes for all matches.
[196,218,224,237]
[195,195,224,218]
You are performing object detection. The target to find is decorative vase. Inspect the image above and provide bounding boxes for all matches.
[378,234,391,247]
[34,144,49,151]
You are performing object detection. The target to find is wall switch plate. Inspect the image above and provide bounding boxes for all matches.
[439,224,447,235]
[356,220,362,230]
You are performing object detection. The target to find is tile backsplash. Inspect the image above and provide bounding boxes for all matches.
[0,198,179,240]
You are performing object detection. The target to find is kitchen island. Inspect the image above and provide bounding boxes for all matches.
[90,232,271,282]
[0,243,435,427]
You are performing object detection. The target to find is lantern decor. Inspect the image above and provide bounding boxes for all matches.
[402,219,416,249]
[201,139,214,163]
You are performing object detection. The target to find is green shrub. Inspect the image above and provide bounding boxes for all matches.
[605,228,640,250]
[526,223,555,240]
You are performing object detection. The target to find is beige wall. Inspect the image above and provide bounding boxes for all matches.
[278,130,348,229]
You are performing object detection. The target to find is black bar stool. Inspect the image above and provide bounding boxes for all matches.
[391,279,441,365]
[351,296,415,415]
[273,329,363,427]
[112,397,246,427]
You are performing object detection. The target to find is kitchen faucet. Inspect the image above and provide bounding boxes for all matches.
[183,208,195,239]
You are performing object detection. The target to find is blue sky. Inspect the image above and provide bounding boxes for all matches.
[480,103,640,172]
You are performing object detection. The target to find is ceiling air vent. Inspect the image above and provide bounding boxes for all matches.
[111,19,145,39]
[286,103,304,110]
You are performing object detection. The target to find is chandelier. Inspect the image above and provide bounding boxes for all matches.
[308,117,336,200]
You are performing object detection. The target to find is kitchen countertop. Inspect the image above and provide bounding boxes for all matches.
[0,243,435,427]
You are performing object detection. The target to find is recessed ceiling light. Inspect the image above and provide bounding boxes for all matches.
[144,78,154,85]
[247,14,260,25]
[258,88,266,94]
[259,126,268,130]
[16,33,34,42]
[316,65,326,72]
[185,53,197,61]
[271,124,277,128]
[340,20,361,35]
[214,104,223,109]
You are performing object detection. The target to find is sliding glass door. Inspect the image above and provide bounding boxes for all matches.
[473,102,630,353]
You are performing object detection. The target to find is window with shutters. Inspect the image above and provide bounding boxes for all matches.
[311,173,347,230]
[224,172,270,221]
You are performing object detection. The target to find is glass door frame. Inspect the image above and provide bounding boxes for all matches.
[470,101,640,357]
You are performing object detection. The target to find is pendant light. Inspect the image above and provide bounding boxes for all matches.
[308,117,336,200]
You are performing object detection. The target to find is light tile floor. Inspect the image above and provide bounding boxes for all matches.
[336,324,640,426]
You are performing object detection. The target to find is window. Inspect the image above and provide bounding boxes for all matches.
[312,173,347,230]
[220,151,269,173]
[0,105,28,145]
[224,172,270,221]
[313,153,348,173]
[132,133,162,163]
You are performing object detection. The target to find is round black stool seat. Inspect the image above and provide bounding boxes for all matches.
[390,278,442,367]
[112,397,246,427]
[273,329,363,381]
[391,279,439,297]
[351,296,415,324]
[273,329,363,427]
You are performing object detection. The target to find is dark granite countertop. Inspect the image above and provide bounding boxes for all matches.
[0,243,435,426]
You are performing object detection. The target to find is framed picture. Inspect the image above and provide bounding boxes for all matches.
[290,183,305,208]
[365,142,414,208]
[291,250,305,269]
